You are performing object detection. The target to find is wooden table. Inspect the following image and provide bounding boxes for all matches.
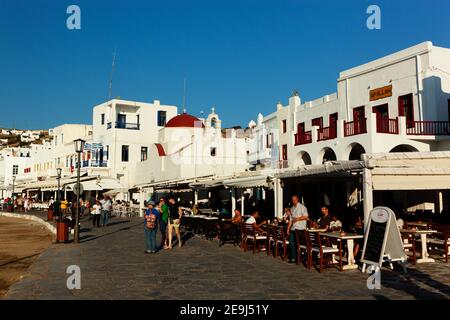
[406,222,428,229]
[401,229,437,263]
[320,232,364,271]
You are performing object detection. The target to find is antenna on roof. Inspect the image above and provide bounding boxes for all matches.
[182,77,187,114]
[108,47,117,100]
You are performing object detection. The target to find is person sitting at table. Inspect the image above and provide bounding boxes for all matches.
[246,210,266,234]
[329,214,342,231]
[232,209,242,223]
[282,207,291,223]
[312,205,332,230]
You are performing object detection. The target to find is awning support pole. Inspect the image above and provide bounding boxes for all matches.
[363,164,373,232]
[231,188,236,216]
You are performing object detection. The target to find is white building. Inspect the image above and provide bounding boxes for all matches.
[132,109,249,187]
[20,130,41,143]
[92,98,178,187]
[249,41,450,170]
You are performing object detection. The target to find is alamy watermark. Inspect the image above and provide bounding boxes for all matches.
[366,5,381,30]
[66,5,81,30]
[366,265,381,290]
[66,265,81,290]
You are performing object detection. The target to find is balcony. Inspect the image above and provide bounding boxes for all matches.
[82,160,108,168]
[317,126,337,141]
[107,122,140,130]
[376,118,399,134]
[406,121,450,136]
[344,118,367,137]
[294,131,312,145]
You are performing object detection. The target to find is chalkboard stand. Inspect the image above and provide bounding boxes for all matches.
[361,207,407,273]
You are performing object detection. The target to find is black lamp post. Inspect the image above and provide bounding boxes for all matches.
[74,139,85,244]
[56,168,62,219]
[11,175,16,212]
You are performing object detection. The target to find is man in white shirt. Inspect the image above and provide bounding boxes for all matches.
[287,195,309,263]
[330,214,343,231]
[100,196,112,227]
[245,210,267,234]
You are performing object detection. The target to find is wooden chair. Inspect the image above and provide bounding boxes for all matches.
[273,226,289,260]
[427,224,450,263]
[307,231,342,272]
[400,230,417,264]
[242,223,267,254]
[295,229,309,267]
[265,225,276,257]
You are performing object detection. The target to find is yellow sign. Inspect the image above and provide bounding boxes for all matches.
[370,85,392,101]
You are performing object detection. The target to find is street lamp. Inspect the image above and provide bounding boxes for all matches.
[74,139,85,244]
[11,175,16,212]
[56,168,62,219]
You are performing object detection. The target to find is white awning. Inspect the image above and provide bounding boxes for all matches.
[372,175,450,190]
[223,175,269,188]
[99,179,124,190]
[66,180,103,191]
[103,188,128,196]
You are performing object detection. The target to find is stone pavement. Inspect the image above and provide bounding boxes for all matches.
[3,214,450,300]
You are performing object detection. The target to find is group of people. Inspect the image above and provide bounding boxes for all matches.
[242,194,347,263]
[90,196,112,228]
[143,196,183,254]
[0,196,32,212]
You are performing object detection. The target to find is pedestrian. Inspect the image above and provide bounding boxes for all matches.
[100,196,112,227]
[287,194,309,264]
[144,201,159,254]
[158,197,169,249]
[24,197,30,212]
[167,196,183,249]
[92,200,101,227]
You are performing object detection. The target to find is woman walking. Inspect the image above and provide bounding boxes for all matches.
[92,200,101,228]
[144,201,159,254]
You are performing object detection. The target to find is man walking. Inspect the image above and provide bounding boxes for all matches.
[287,195,309,264]
[100,196,112,227]
[167,196,183,249]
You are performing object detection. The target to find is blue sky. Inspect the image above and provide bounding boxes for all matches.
[1,0,449,129]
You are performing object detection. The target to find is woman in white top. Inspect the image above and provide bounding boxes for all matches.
[92,200,102,228]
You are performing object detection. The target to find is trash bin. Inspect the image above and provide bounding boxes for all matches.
[47,209,54,221]
[56,219,69,243]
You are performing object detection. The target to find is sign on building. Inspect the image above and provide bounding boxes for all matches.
[369,85,392,101]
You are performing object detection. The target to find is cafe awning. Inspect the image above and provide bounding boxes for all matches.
[223,175,269,188]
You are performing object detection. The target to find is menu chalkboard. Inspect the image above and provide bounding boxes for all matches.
[362,220,387,264]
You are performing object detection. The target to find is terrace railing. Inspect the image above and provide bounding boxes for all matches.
[344,118,367,137]
[294,131,312,145]
[317,126,337,141]
[376,118,399,134]
[406,121,450,136]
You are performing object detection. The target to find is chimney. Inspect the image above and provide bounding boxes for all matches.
[289,90,301,108]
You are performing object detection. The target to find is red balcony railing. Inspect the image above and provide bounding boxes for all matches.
[406,121,450,136]
[294,131,312,145]
[344,118,367,137]
[376,118,399,134]
[317,126,337,141]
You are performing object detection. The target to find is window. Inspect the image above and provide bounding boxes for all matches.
[282,145,287,161]
[61,133,64,144]
[122,145,129,162]
[12,165,18,175]
[101,113,105,125]
[282,120,287,133]
[106,145,109,160]
[211,117,217,128]
[55,135,57,146]
[141,147,148,161]
[157,111,167,126]
[312,117,323,128]
[210,147,216,157]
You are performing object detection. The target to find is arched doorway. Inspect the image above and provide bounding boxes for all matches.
[297,151,312,166]
[320,147,337,164]
[348,143,366,160]
[390,144,419,153]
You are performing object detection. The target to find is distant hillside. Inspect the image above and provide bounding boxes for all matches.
[0,128,52,149]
